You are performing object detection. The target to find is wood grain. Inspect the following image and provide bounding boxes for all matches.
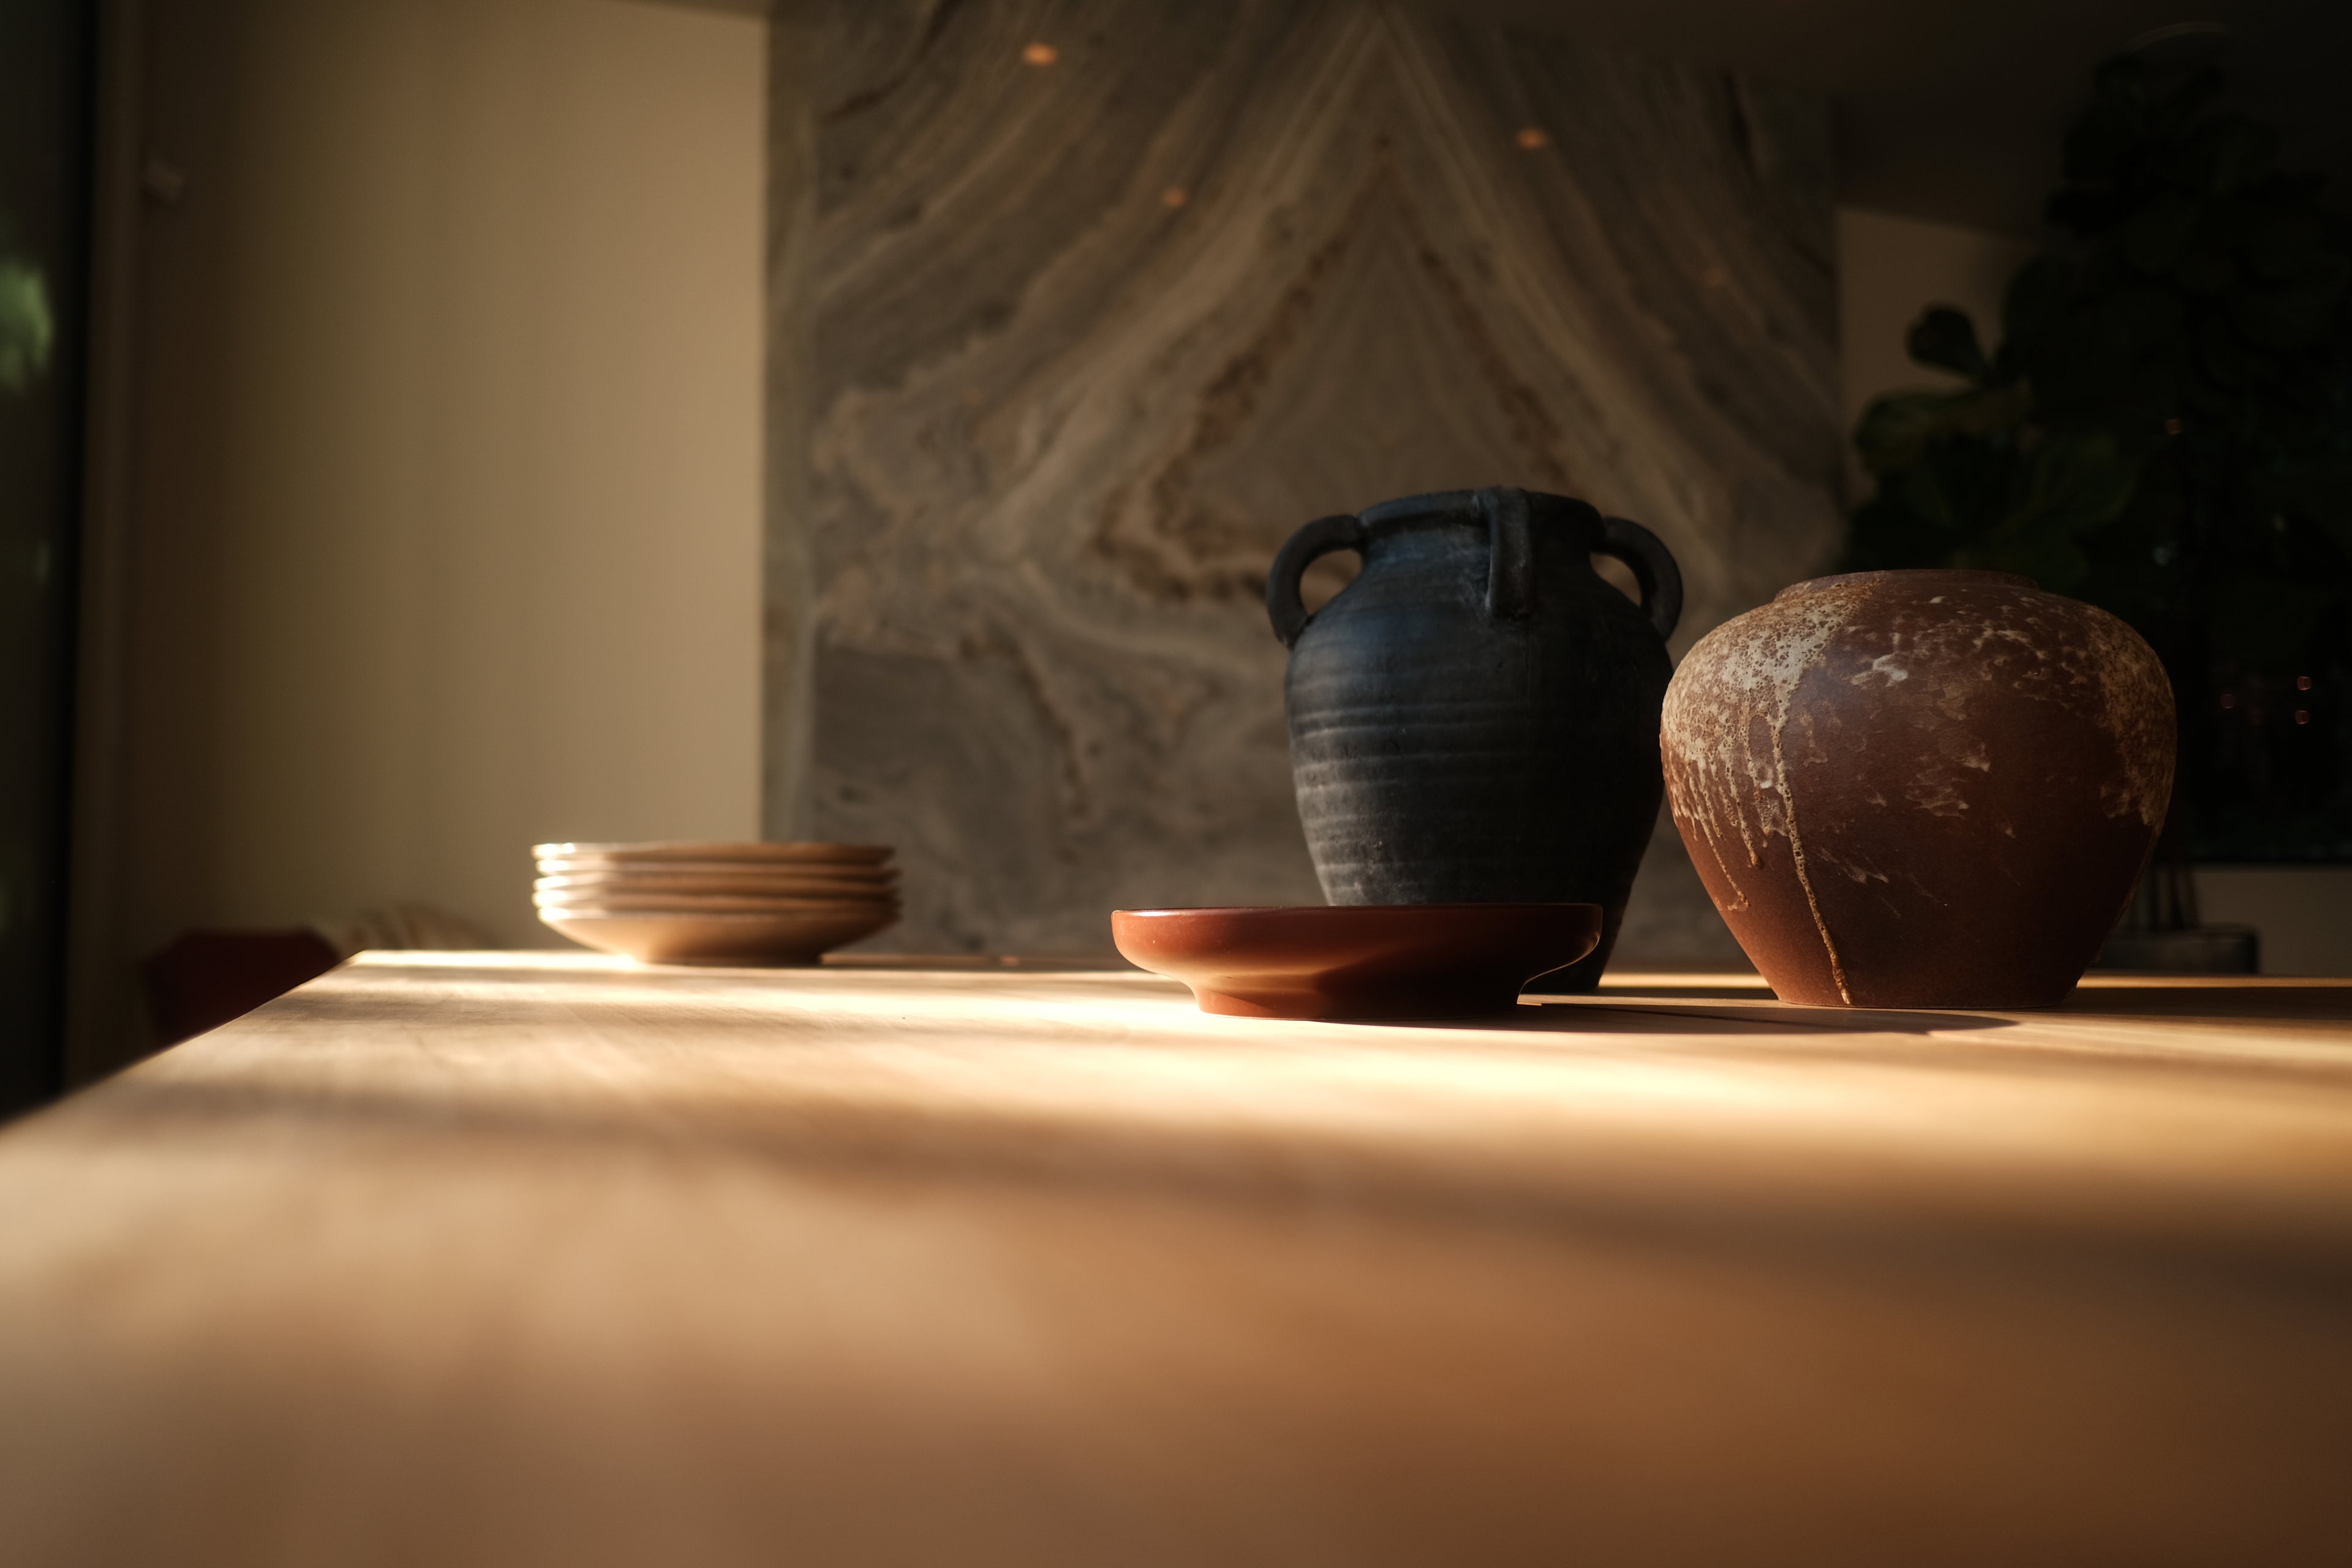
[1,954,2346,1564]
[789,0,1840,957]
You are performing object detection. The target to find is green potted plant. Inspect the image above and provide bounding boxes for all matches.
[1845,43,2352,967]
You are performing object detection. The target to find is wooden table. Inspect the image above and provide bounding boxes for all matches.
[2,955,2348,1566]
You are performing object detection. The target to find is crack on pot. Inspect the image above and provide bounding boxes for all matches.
[1770,715,1850,1003]
[1660,588,1856,994]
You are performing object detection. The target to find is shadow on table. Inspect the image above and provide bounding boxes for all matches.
[1513,981,2351,1034]
[1501,997,2019,1036]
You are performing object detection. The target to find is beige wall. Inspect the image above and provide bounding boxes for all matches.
[83,0,765,1069]
[1835,205,2035,493]
[1835,205,2352,975]
[202,0,765,948]
[2197,870,2352,979]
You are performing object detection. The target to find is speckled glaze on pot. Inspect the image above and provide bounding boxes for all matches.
[1267,487,1681,992]
[1660,569,2175,1009]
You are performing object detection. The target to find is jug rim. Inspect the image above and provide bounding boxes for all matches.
[1357,488,1602,537]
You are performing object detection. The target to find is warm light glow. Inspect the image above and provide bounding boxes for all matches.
[2297,675,2314,690]
[1022,41,1058,66]
[2296,709,2312,725]
[1514,126,1550,151]
[1161,186,1189,209]
[2220,694,2236,709]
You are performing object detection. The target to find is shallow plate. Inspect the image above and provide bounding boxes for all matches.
[540,908,897,965]
[535,870,898,897]
[535,889,900,916]
[533,841,893,865]
[535,858,897,884]
[1110,904,1603,1020]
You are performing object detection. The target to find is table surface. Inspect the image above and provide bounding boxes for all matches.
[2,954,2349,1567]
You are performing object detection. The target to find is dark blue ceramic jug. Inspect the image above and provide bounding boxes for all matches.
[1266,486,1681,991]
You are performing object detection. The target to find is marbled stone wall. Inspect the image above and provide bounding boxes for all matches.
[781,0,1842,955]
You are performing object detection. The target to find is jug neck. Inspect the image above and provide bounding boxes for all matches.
[1357,488,1602,548]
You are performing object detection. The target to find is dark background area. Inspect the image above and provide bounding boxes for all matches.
[1,0,96,1115]
[1447,0,2352,233]
[1458,0,2352,864]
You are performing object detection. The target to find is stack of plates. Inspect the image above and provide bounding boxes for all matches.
[533,842,899,965]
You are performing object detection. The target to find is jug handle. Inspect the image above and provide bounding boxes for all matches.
[1266,513,1365,649]
[1596,514,1684,641]
[1474,486,1539,623]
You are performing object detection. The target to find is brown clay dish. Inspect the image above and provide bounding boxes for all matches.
[535,857,894,880]
[533,860,889,884]
[536,888,898,912]
[535,870,897,897]
[533,841,893,866]
[540,908,897,965]
[1110,904,1602,1020]
[532,840,903,962]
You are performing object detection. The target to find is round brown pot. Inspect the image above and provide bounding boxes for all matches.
[1660,570,2174,1009]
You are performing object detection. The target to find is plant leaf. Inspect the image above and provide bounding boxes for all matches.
[1853,384,2030,477]
[0,260,53,393]
[1906,306,1991,379]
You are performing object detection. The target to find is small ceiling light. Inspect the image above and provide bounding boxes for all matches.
[1161,186,1189,209]
[2296,709,2312,725]
[1023,42,1058,66]
[1515,126,1550,151]
[2297,674,2314,690]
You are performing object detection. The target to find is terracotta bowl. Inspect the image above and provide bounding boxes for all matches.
[540,908,896,965]
[1110,904,1602,1020]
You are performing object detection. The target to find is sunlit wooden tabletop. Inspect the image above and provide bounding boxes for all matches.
[1,953,2348,1566]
